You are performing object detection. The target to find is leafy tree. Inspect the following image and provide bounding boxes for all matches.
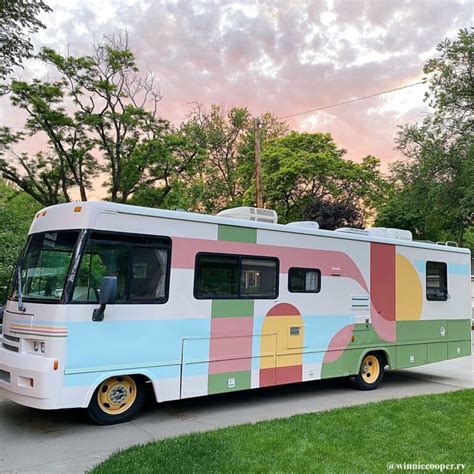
[184,105,288,213]
[0,180,41,303]
[259,132,387,223]
[0,33,199,204]
[377,29,474,247]
[0,0,52,81]
[303,197,363,230]
[129,116,207,209]
[423,28,473,134]
[131,105,288,213]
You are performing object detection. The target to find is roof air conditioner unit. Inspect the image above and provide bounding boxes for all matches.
[216,207,278,224]
[287,221,319,230]
[335,227,412,241]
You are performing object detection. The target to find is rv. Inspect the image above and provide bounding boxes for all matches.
[0,202,471,424]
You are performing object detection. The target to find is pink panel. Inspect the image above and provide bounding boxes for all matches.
[370,243,396,322]
[259,365,302,387]
[370,243,396,342]
[209,317,253,374]
[275,365,302,385]
[323,324,354,363]
[260,367,275,387]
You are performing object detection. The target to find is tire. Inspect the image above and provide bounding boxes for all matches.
[87,375,145,425]
[352,353,385,390]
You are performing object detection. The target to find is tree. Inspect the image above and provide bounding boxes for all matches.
[377,29,474,247]
[131,105,288,213]
[423,28,473,134]
[0,180,41,303]
[0,0,52,81]
[259,132,387,223]
[0,33,199,204]
[303,197,363,230]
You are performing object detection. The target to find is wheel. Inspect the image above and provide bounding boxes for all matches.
[352,353,384,390]
[87,375,145,425]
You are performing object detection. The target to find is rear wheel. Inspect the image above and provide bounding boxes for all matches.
[352,353,384,390]
[87,375,145,425]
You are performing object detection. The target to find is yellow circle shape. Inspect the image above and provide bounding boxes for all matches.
[396,254,423,320]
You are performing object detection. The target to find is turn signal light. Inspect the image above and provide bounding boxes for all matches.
[53,360,59,371]
[74,206,82,213]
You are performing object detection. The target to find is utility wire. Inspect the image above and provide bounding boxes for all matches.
[4,81,426,129]
[277,80,425,119]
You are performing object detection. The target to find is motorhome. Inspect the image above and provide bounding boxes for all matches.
[0,202,471,424]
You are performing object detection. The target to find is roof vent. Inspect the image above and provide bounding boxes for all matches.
[216,207,278,224]
[287,221,320,230]
[335,227,412,241]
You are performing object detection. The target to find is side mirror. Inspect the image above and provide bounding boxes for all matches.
[92,277,117,322]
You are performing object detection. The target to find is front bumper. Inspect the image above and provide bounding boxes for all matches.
[0,340,63,409]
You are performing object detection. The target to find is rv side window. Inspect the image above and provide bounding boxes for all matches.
[195,253,278,299]
[288,268,321,293]
[426,261,447,301]
[72,232,170,304]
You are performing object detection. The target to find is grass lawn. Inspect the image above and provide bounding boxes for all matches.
[92,389,473,473]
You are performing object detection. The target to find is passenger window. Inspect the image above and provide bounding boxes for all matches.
[426,261,447,301]
[288,268,321,293]
[195,254,278,299]
[72,232,170,303]
[195,255,240,298]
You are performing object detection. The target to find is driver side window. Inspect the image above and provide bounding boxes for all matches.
[72,232,170,304]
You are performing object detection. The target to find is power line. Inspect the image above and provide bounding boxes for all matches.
[277,80,425,120]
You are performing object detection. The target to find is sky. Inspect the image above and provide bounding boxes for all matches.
[1,0,472,169]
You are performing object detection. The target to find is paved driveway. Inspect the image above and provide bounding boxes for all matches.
[1,344,472,473]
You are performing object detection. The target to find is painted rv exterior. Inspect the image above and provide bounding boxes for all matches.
[0,202,471,416]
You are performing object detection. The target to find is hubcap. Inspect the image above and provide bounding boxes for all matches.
[361,355,380,384]
[97,376,137,415]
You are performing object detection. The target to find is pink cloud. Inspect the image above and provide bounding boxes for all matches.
[1,0,471,176]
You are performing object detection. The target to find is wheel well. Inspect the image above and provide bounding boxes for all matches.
[130,374,157,403]
[368,350,389,368]
[87,373,156,407]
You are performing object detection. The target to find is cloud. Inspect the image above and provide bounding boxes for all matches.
[1,0,471,172]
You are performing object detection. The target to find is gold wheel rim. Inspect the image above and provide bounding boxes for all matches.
[361,355,380,384]
[97,376,137,415]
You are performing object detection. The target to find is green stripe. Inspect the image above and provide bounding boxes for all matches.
[218,225,257,243]
[208,371,251,394]
[397,320,448,343]
[211,300,254,318]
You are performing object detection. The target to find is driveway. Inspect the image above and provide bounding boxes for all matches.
[1,342,472,473]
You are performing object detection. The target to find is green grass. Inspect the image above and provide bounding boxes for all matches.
[92,390,473,473]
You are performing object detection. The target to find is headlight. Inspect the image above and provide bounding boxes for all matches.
[28,340,46,355]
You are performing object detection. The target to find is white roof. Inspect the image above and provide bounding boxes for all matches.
[29,201,470,255]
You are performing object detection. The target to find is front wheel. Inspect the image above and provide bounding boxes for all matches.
[352,353,384,390]
[87,375,145,425]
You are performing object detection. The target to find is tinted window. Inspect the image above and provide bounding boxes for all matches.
[195,254,278,299]
[130,247,169,301]
[72,232,170,303]
[426,261,447,301]
[241,258,278,297]
[288,268,321,293]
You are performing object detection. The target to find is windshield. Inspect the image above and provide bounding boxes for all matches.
[12,231,80,302]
